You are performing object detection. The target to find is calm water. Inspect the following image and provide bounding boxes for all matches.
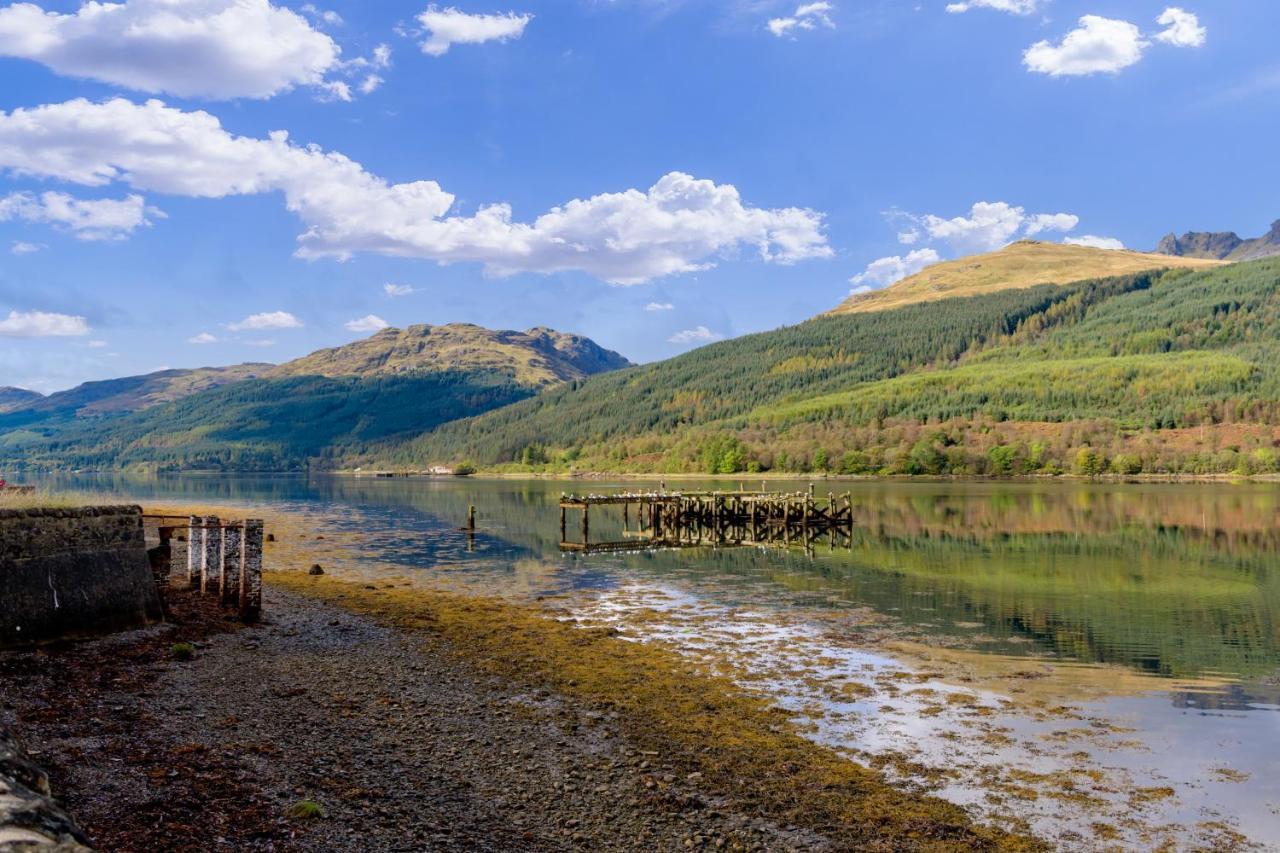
[39,474,1280,847]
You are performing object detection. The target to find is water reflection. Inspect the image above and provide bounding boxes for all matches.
[40,473,1280,699]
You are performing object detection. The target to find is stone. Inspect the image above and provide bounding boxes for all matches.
[309,564,325,576]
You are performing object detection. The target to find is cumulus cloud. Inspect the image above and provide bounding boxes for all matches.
[916,201,1078,253]
[228,311,302,332]
[645,302,674,311]
[1025,9,1204,77]
[668,326,723,345]
[0,310,89,337]
[0,98,831,285]
[1155,7,1206,48]
[768,2,835,38]
[188,332,218,344]
[1024,16,1146,76]
[0,0,349,100]
[384,283,415,297]
[10,240,44,254]
[1064,235,1126,250]
[0,191,155,240]
[345,314,390,332]
[848,248,940,289]
[946,0,1039,14]
[418,6,532,56]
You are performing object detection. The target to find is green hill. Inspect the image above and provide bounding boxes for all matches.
[0,364,271,422]
[0,387,43,414]
[0,324,629,472]
[389,258,1280,477]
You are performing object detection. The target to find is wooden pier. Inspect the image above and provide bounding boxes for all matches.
[559,486,858,555]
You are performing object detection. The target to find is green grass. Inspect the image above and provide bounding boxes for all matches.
[285,799,324,820]
[0,488,112,510]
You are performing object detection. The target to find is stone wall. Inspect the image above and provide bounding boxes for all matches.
[0,725,90,849]
[0,507,163,648]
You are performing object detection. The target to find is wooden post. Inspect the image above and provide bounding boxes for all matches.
[560,506,567,541]
[467,505,476,531]
[581,504,589,543]
[239,519,263,624]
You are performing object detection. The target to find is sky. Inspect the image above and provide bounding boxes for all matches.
[0,0,1277,393]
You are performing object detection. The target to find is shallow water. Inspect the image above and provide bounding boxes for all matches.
[41,474,1280,848]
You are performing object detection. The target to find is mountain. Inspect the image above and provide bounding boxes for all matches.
[391,258,1280,477]
[270,323,629,385]
[1155,219,1280,262]
[11,364,272,419]
[0,323,629,472]
[0,387,43,414]
[829,241,1224,315]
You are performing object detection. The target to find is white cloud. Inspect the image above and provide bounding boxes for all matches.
[86,339,107,348]
[301,4,343,26]
[0,0,344,100]
[645,302,674,311]
[1025,212,1081,236]
[418,6,532,56]
[668,326,723,345]
[1155,7,1206,48]
[849,248,940,289]
[188,332,218,344]
[1024,9,1204,77]
[768,2,835,38]
[0,191,155,240]
[0,310,88,337]
[1024,15,1146,77]
[228,311,302,332]
[918,201,1078,253]
[384,283,415,297]
[345,314,390,333]
[10,240,44,254]
[946,0,1038,14]
[896,229,920,245]
[1064,235,1126,250]
[358,74,383,95]
[0,98,831,285]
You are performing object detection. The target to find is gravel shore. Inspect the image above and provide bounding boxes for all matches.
[0,586,826,852]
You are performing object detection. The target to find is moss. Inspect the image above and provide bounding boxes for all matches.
[286,799,324,820]
[270,572,1044,851]
[170,642,196,661]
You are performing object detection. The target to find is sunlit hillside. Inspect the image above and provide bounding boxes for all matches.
[828,241,1224,315]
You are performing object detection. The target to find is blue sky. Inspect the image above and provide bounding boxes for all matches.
[0,0,1276,392]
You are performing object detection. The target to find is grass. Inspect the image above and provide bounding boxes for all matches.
[285,799,324,820]
[170,642,196,661]
[271,572,1043,850]
[0,488,122,510]
[829,241,1224,315]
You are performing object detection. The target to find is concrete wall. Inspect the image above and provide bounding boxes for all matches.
[0,507,163,648]
[0,725,91,849]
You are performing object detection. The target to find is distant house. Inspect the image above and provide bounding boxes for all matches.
[427,465,454,476]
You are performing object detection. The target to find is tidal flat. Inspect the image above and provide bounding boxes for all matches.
[22,473,1280,850]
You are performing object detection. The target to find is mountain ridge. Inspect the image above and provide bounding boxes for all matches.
[1154,219,1280,262]
[0,321,632,471]
[270,323,631,385]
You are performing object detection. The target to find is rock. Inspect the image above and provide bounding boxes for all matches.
[309,564,325,576]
